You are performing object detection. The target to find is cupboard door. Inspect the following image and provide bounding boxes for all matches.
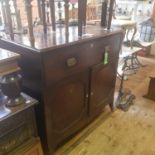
[44,72,88,148]
[89,62,116,117]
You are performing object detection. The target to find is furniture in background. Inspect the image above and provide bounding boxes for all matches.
[0,48,25,107]
[112,19,143,77]
[0,49,42,155]
[0,0,87,41]
[0,48,20,77]
[0,48,20,101]
[144,77,155,101]
[0,93,40,155]
[9,137,43,155]
[0,26,123,155]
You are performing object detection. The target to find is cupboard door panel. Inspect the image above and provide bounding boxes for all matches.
[90,62,116,117]
[52,81,86,131]
[44,72,88,147]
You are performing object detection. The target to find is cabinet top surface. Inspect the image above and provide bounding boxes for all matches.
[0,25,122,53]
[0,93,38,122]
[0,49,20,64]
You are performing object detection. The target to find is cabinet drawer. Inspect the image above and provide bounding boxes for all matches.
[44,35,121,86]
[44,42,100,85]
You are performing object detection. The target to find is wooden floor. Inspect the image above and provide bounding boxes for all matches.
[54,56,155,155]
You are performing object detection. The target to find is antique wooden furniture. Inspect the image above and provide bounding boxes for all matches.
[0,25,123,154]
[0,93,38,155]
[0,48,24,107]
[0,49,20,98]
[0,48,20,76]
[10,137,43,155]
[144,77,155,101]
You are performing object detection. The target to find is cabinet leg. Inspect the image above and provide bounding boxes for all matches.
[49,150,54,155]
[109,103,114,112]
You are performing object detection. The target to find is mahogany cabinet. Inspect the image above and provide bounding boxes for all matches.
[0,26,123,155]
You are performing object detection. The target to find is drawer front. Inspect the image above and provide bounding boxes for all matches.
[0,123,32,155]
[44,34,122,86]
[0,108,36,154]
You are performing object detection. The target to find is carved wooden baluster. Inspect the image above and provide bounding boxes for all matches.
[49,0,56,31]
[57,1,63,24]
[107,0,115,30]
[152,0,155,20]
[46,1,50,23]
[64,0,69,34]
[83,0,87,26]
[5,0,14,40]
[0,1,7,27]
[78,0,83,36]
[40,0,47,33]
[37,0,42,20]
[70,0,78,27]
[78,0,87,35]
[70,2,74,20]
[24,0,34,43]
[101,0,108,27]
[13,0,22,31]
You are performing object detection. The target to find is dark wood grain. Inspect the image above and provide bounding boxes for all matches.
[0,25,122,51]
[0,93,38,154]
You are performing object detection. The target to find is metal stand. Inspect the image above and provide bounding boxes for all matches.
[116,73,135,111]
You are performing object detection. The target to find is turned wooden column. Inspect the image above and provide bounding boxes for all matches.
[13,0,22,31]
[40,0,47,33]
[107,0,115,30]
[101,0,108,27]
[82,0,87,26]
[37,0,42,20]
[49,0,56,31]
[24,0,35,43]
[152,0,155,20]
[64,0,69,34]
[78,0,87,36]
[5,0,14,40]
[0,0,7,27]
[78,0,83,36]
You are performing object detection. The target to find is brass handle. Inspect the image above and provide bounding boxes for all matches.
[66,57,77,67]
